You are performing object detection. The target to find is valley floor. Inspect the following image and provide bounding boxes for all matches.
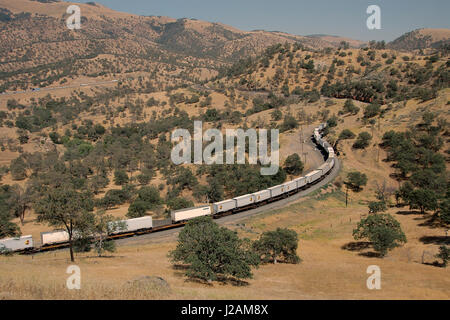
[1,182,448,300]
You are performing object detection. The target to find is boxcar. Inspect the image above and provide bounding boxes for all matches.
[213,199,237,214]
[234,194,255,208]
[317,162,330,176]
[41,230,69,246]
[305,170,322,184]
[294,176,307,189]
[0,235,33,252]
[283,180,298,193]
[110,216,153,235]
[171,206,212,223]
[252,189,271,203]
[268,184,287,198]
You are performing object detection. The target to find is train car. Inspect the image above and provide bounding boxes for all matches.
[305,170,322,184]
[317,163,326,175]
[314,129,320,138]
[213,199,237,214]
[328,157,335,170]
[322,141,331,150]
[110,216,153,235]
[294,176,307,189]
[153,218,173,228]
[268,184,287,198]
[317,161,331,176]
[171,206,212,223]
[252,189,271,203]
[41,230,69,246]
[234,194,255,207]
[0,235,33,252]
[283,180,298,193]
[327,147,335,157]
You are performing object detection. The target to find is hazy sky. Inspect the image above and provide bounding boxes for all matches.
[75,0,449,41]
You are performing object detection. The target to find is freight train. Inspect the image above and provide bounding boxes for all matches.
[0,123,336,254]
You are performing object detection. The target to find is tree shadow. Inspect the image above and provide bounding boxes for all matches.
[341,241,371,251]
[395,210,423,216]
[358,251,383,258]
[171,264,249,286]
[423,261,445,268]
[417,216,448,229]
[419,236,450,245]
[216,275,250,287]
[388,172,409,182]
[341,241,383,258]
[172,264,189,271]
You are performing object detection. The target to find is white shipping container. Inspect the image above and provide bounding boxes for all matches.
[234,194,255,207]
[314,132,320,143]
[305,170,321,184]
[171,206,211,223]
[213,199,236,214]
[317,162,328,175]
[268,184,287,197]
[252,189,271,203]
[0,235,33,252]
[328,158,335,170]
[122,217,153,232]
[283,180,297,192]
[294,176,307,188]
[41,230,69,246]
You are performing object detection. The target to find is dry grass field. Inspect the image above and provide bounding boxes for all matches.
[1,181,449,300]
[1,88,448,300]
[0,1,448,300]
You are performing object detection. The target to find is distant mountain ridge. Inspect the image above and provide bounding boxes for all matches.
[0,0,366,64]
[0,0,448,92]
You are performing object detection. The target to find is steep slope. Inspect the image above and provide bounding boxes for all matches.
[0,0,369,92]
[388,28,450,51]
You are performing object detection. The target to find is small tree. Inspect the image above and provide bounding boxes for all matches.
[283,153,304,175]
[167,197,194,211]
[436,246,449,267]
[8,184,33,225]
[169,216,259,282]
[90,210,126,257]
[339,129,356,140]
[114,170,129,185]
[436,198,449,225]
[271,109,282,121]
[253,228,301,264]
[10,157,27,180]
[346,171,368,192]
[353,213,407,257]
[0,186,20,238]
[34,186,94,262]
[368,201,387,214]
[353,132,372,149]
[408,188,438,214]
[0,211,20,238]
[127,200,149,218]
